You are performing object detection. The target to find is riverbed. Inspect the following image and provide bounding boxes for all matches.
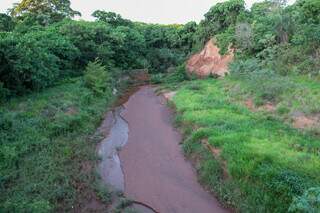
[98,86,227,213]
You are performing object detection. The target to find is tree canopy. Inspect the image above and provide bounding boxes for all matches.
[10,0,81,25]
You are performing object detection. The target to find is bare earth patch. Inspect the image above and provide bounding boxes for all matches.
[244,98,276,112]
[163,91,176,101]
[244,99,320,130]
[292,112,320,129]
[187,39,233,77]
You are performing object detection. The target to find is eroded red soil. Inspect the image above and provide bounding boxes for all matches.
[187,39,233,77]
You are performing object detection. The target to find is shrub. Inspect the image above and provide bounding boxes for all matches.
[0,82,9,102]
[164,64,189,83]
[146,48,183,73]
[0,30,79,95]
[84,60,112,96]
[246,69,295,102]
[150,73,165,84]
[289,187,320,212]
[230,59,295,102]
[229,58,261,76]
[216,27,235,55]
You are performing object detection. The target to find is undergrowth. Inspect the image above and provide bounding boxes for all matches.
[0,77,113,212]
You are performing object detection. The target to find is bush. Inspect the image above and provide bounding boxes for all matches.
[289,187,320,212]
[247,70,295,101]
[164,64,189,83]
[84,60,112,96]
[0,82,9,102]
[230,59,295,102]
[0,30,79,95]
[216,27,235,55]
[150,73,165,84]
[229,58,261,76]
[146,48,184,73]
[150,64,189,84]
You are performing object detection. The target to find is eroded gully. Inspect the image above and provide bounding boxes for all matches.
[98,85,228,213]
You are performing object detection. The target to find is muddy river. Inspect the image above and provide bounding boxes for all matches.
[98,86,227,213]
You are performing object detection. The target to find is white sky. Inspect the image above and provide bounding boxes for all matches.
[1,0,296,24]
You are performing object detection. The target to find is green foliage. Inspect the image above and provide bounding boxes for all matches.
[192,0,320,77]
[230,59,296,102]
[197,0,245,43]
[297,0,320,24]
[92,10,131,27]
[0,28,79,95]
[0,79,112,212]
[146,48,182,73]
[229,58,261,75]
[138,23,192,73]
[2,1,319,212]
[0,82,10,102]
[84,60,112,96]
[59,20,146,71]
[10,0,81,25]
[0,13,14,32]
[150,73,165,84]
[0,7,195,98]
[173,79,320,212]
[216,27,235,55]
[150,64,189,84]
[289,187,320,212]
[164,64,189,83]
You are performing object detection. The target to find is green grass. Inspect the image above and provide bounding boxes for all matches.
[226,74,320,116]
[173,79,320,212]
[0,78,113,212]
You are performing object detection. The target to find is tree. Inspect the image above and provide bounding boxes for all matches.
[297,0,320,24]
[92,10,131,26]
[10,0,81,25]
[202,0,245,36]
[0,28,79,94]
[0,14,14,32]
[180,22,197,52]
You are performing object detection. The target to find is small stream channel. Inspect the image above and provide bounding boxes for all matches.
[97,106,157,212]
[97,85,227,213]
[97,106,128,192]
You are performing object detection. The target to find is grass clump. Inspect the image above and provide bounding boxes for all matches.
[289,187,320,212]
[228,59,320,127]
[0,77,113,212]
[173,79,320,212]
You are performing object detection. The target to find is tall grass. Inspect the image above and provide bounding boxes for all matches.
[173,79,320,212]
[0,78,113,211]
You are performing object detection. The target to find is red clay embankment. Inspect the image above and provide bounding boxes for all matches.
[187,39,233,77]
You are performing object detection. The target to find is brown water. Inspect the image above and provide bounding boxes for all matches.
[119,86,228,213]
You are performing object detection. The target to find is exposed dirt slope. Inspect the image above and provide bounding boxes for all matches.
[187,39,233,77]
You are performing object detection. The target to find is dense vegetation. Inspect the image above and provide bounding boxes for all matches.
[0,77,112,212]
[1,0,319,212]
[163,0,320,212]
[195,0,320,77]
[0,0,196,211]
[0,0,195,100]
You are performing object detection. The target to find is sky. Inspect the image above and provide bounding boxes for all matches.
[0,0,296,24]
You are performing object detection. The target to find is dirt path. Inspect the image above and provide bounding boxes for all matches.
[119,86,227,213]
